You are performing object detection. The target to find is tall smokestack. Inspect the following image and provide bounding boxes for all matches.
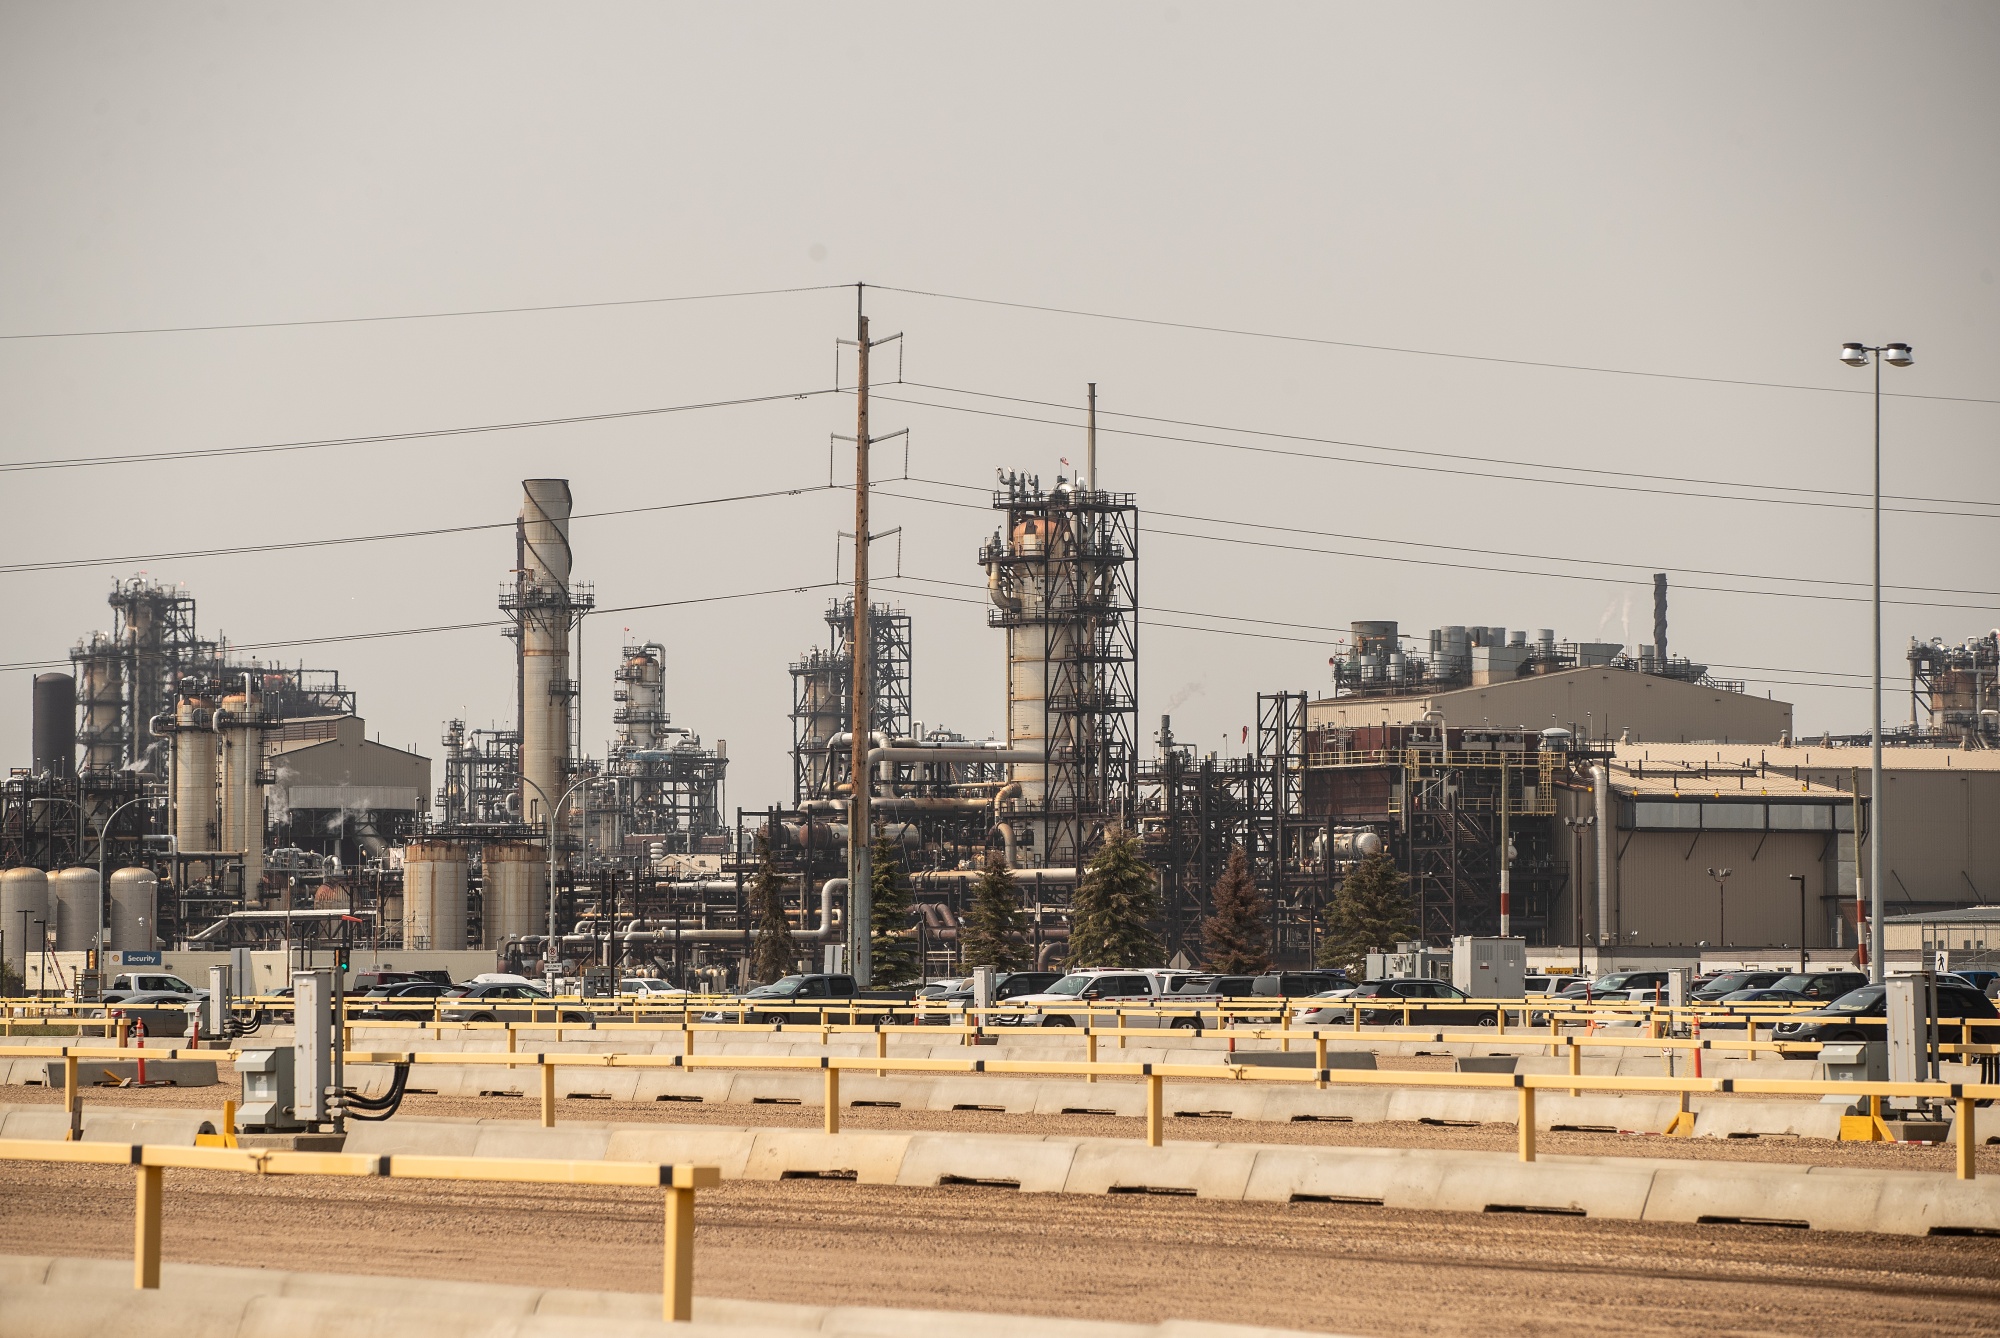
[1652,573,1668,670]
[516,480,574,828]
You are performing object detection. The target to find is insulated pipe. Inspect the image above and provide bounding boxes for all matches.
[993,780,1023,867]
[514,877,842,948]
[867,746,1046,766]
[1592,763,1613,951]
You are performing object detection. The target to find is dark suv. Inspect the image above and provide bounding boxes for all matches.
[1690,970,1787,1002]
[1766,971,1869,1003]
[1772,982,2000,1052]
[1310,978,1479,1026]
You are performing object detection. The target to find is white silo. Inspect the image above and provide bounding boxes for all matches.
[482,840,547,950]
[1,868,49,981]
[49,867,100,952]
[403,841,469,951]
[109,867,159,950]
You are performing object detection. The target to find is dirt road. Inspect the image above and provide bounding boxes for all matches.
[2,1159,1996,1337]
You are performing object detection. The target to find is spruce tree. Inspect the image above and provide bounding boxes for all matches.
[1201,845,1271,975]
[959,853,1028,971]
[1316,851,1417,976]
[868,835,921,985]
[747,834,795,984]
[1065,826,1164,968]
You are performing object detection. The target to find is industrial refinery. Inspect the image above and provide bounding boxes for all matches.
[5,458,1995,996]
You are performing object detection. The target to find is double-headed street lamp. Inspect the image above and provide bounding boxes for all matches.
[520,773,592,990]
[1840,340,1913,983]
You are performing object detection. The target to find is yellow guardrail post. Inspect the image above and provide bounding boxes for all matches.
[506,1027,517,1055]
[1145,1069,1163,1147]
[539,1059,555,1128]
[1314,1034,1328,1089]
[1567,1037,1581,1097]
[823,1063,840,1135]
[662,1165,718,1322]
[1958,1097,1976,1181]
[1517,1083,1535,1162]
[874,1027,887,1077]
[134,1160,163,1289]
[1085,1029,1098,1081]
[63,1053,81,1140]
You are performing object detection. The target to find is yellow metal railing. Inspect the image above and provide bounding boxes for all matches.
[0,1138,718,1319]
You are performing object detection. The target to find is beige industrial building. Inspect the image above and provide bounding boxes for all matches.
[1309,665,1793,745]
[1551,742,2000,962]
[267,715,430,863]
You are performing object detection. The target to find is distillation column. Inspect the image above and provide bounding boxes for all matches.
[216,692,265,906]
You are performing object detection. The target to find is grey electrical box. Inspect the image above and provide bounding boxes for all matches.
[822,943,848,975]
[236,1047,300,1131]
[230,947,255,997]
[1885,974,1938,1085]
[292,969,332,1128]
[1368,949,1452,982]
[1451,937,1526,998]
[1666,968,1691,1010]
[971,965,996,1011]
[207,965,232,1040]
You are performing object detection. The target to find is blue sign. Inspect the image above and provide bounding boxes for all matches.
[116,950,162,967]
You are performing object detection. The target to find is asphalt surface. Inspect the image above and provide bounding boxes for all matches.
[2,1160,1997,1336]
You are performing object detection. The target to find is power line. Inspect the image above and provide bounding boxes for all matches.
[870,390,1997,520]
[896,381,1996,512]
[872,284,2000,407]
[0,485,837,577]
[0,580,844,675]
[892,473,1995,599]
[866,484,1999,611]
[0,283,852,342]
[0,387,836,474]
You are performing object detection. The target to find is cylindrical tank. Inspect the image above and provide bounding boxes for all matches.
[216,693,265,905]
[108,867,158,950]
[518,480,574,828]
[615,644,667,751]
[1,868,50,981]
[173,698,218,856]
[991,517,1061,857]
[32,674,76,780]
[482,840,548,949]
[49,867,100,952]
[403,841,469,951]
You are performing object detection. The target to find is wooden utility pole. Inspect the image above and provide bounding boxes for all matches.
[849,291,873,985]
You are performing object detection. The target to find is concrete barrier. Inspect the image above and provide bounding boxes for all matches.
[0,1254,1344,1338]
[332,1117,2000,1236]
[0,1103,215,1144]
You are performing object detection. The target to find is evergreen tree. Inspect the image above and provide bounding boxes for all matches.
[747,834,795,984]
[1316,851,1417,975]
[959,853,1028,971]
[1201,845,1271,975]
[1065,826,1164,968]
[868,835,921,985]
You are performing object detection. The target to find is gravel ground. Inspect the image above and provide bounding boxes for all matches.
[9,1079,1998,1173]
[1,1160,1996,1336]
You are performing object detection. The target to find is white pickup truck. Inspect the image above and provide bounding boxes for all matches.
[995,968,1332,1030]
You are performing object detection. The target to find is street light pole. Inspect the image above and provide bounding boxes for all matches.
[520,773,592,991]
[1788,873,1807,974]
[1840,341,1912,984]
[1706,867,1733,954]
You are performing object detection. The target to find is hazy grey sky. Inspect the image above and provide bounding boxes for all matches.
[3,3,1996,809]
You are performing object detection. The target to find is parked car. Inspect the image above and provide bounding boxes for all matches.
[1551,970,1672,1001]
[1772,982,2000,1052]
[929,971,1064,1010]
[1689,970,1788,1002]
[997,968,1204,1028]
[1764,971,1869,1003]
[700,974,917,1025]
[1299,977,1482,1027]
[441,981,593,1024]
[353,981,454,1021]
[617,977,689,997]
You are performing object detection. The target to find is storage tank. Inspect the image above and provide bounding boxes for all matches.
[32,674,76,780]
[215,692,265,905]
[482,840,547,949]
[517,480,574,828]
[987,515,1060,849]
[0,868,49,981]
[49,867,100,952]
[108,867,158,950]
[173,698,218,856]
[403,841,469,950]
